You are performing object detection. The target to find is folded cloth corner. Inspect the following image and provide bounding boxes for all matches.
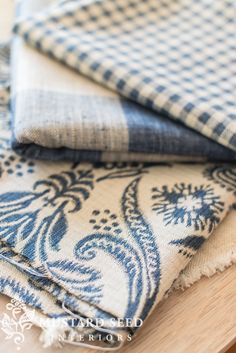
[10,0,236,163]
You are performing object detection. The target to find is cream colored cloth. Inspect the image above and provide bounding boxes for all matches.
[0,130,236,348]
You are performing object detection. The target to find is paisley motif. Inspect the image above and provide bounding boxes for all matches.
[204,165,236,193]
[74,233,143,317]
[68,171,161,320]
[0,160,234,340]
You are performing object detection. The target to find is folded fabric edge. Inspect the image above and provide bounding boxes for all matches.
[1,242,236,350]
[12,7,236,154]
[11,137,210,163]
[174,246,236,290]
[0,255,128,350]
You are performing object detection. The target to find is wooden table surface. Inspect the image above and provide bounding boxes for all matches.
[0,264,236,353]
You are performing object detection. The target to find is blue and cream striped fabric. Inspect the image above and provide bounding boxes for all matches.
[11,0,236,162]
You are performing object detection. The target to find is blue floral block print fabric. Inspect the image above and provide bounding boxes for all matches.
[0,126,236,347]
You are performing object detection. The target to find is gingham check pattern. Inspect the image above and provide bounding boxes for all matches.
[11,0,235,163]
[14,0,236,152]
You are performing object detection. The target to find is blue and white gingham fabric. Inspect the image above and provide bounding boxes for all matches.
[14,0,236,154]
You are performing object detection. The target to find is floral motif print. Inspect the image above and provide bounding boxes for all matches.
[89,209,122,234]
[0,153,35,177]
[122,177,161,319]
[204,165,236,193]
[0,277,42,309]
[0,169,94,260]
[0,159,234,345]
[73,176,161,320]
[46,259,103,304]
[151,183,224,232]
[169,235,206,259]
[96,162,146,182]
[75,233,144,315]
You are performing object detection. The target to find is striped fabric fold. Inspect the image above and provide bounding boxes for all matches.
[10,0,236,162]
[13,0,236,161]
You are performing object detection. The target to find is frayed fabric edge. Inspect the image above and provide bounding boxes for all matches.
[173,247,236,291]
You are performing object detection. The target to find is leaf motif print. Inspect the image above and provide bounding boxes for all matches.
[170,235,206,258]
[0,169,94,261]
[122,177,161,319]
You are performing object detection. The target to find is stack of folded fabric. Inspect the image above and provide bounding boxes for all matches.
[10,0,236,162]
[0,0,236,350]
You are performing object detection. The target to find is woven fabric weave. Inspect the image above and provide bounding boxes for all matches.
[13,0,236,158]
[0,1,236,349]
[1,61,236,346]
[10,0,236,162]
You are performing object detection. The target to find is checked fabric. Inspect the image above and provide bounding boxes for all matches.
[14,0,236,153]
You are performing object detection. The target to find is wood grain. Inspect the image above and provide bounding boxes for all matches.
[0,264,236,353]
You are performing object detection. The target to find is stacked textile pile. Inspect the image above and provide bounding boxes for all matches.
[11,0,236,162]
[0,0,236,349]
